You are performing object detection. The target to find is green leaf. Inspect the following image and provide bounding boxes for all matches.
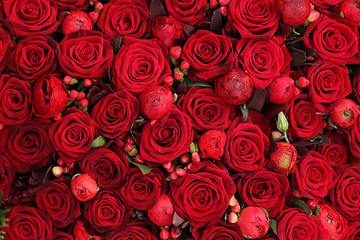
[238,198,245,210]
[239,104,248,122]
[126,154,153,175]
[129,118,146,146]
[89,135,107,148]
[269,219,278,236]
[185,81,212,88]
[292,196,312,214]
[313,206,320,217]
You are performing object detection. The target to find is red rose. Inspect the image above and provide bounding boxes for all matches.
[182,87,235,132]
[120,167,167,211]
[57,30,113,79]
[5,205,54,240]
[80,147,129,189]
[228,0,281,40]
[32,74,70,119]
[237,169,291,218]
[192,219,243,240]
[329,163,360,221]
[182,30,234,82]
[236,36,292,88]
[285,94,325,140]
[224,117,270,173]
[316,131,348,167]
[346,221,360,240]
[97,0,150,39]
[0,75,32,126]
[170,161,236,226]
[84,190,133,233]
[0,119,53,173]
[307,60,352,113]
[276,208,329,240]
[105,221,157,240]
[0,153,15,201]
[311,0,344,8]
[48,109,102,163]
[36,177,81,228]
[140,107,193,164]
[318,202,349,240]
[348,117,360,159]
[54,230,74,240]
[152,16,184,48]
[51,0,89,11]
[164,0,208,25]
[293,151,335,201]
[112,37,171,96]
[303,16,358,65]
[91,90,140,139]
[0,27,12,72]
[3,0,64,38]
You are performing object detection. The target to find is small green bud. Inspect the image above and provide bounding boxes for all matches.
[277,111,289,133]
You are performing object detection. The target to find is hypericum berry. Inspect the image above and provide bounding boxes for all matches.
[169,46,182,59]
[162,161,172,170]
[231,202,241,213]
[80,99,88,108]
[160,228,170,240]
[169,171,178,180]
[84,78,92,87]
[175,168,186,176]
[170,227,181,239]
[53,113,62,121]
[186,163,193,170]
[166,163,176,173]
[63,75,72,84]
[228,212,238,224]
[57,158,65,166]
[124,135,135,145]
[70,90,78,99]
[293,189,301,198]
[163,75,174,88]
[209,0,219,8]
[180,154,190,164]
[180,60,190,70]
[297,76,310,88]
[95,1,104,11]
[308,200,317,210]
[174,70,184,80]
[77,92,85,100]
[229,195,237,206]
[92,78,100,85]
[52,166,64,177]
[219,6,228,16]
[219,0,230,6]
[128,147,138,157]
[88,11,99,22]
[133,155,145,165]
[191,152,201,163]
[123,143,133,152]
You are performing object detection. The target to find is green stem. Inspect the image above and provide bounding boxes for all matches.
[283,131,290,144]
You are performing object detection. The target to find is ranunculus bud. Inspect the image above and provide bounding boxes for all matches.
[330,99,360,128]
[147,194,174,227]
[277,111,289,133]
[276,0,311,26]
[268,142,297,173]
[152,16,185,48]
[71,174,98,202]
[62,11,93,35]
[32,75,70,119]
[237,207,270,239]
[74,219,91,240]
[318,203,349,240]
[269,76,295,104]
[199,130,226,160]
[215,67,253,105]
[139,85,173,120]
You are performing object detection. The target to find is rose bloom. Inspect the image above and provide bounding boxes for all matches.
[0,27,12,73]
[311,0,345,9]
[5,205,54,240]
[192,219,243,240]
[236,36,292,88]
[182,87,235,132]
[53,230,74,240]
[105,221,157,240]
[0,75,32,126]
[57,30,113,79]
[307,60,352,113]
[316,131,348,167]
[0,119,53,173]
[182,30,234,82]
[346,221,360,240]
[97,0,150,39]
[224,117,270,173]
[348,116,360,159]
[0,153,15,201]
[164,0,208,25]
[112,37,171,96]
[228,0,281,40]
[36,177,81,228]
[51,0,89,11]
[3,0,64,38]
[170,161,236,226]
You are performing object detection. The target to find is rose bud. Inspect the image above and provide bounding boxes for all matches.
[74,219,91,240]
[330,99,360,128]
[147,194,174,227]
[32,75,70,119]
[62,11,93,35]
[276,0,311,26]
[268,142,297,173]
[139,85,173,120]
[237,207,270,239]
[199,130,226,160]
[215,67,253,105]
[152,16,185,48]
[340,0,360,23]
[269,76,295,104]
[318,203,349,240]
[71,174,99,202]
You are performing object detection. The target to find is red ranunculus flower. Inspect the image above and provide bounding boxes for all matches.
[152,16,184,48]
[318,202,349,240]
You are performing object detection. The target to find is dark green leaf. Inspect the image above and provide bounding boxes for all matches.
[269,219,278,236]
[313,206,320,217]
[126,154,153,175]
[185,81,212,88]
[240,104,248,122]
[292,196,312,214]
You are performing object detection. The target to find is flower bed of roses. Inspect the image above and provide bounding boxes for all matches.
[0,0,359,239]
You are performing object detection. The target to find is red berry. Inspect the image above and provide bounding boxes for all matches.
[231,202,241,213]
[219,6,228,16]
[57,158,65,166]
[170,227,181,239]
[162,161,172,170]
[169,46,182,59]
[169,171,178,180]
[124,143,133,152]
[180,154,190,164]
[53,113,62,121]
[180,60,190,70]
[292,189,301,198]
[88,11,99,22]
[163,76,174,88]
[63,75,72,84]
[167,163,175,173]
[84,78,92,87]
[308,200,317,210]
[297,76,310,88]
[174,70,184,80]
[133,154,145,165]
[219,0,230,6]
[77,92,86,100]
[192,152,201,163]
[92,78,100,85]
[124,135,135,145]
[70,90,78,99]
[95,2,104,11]
[209,0,219,8]
[52,166,64,177]
[186,163,193,170]
[175,168,186,176]
[160,229,170,240]
[80,99,89,108]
